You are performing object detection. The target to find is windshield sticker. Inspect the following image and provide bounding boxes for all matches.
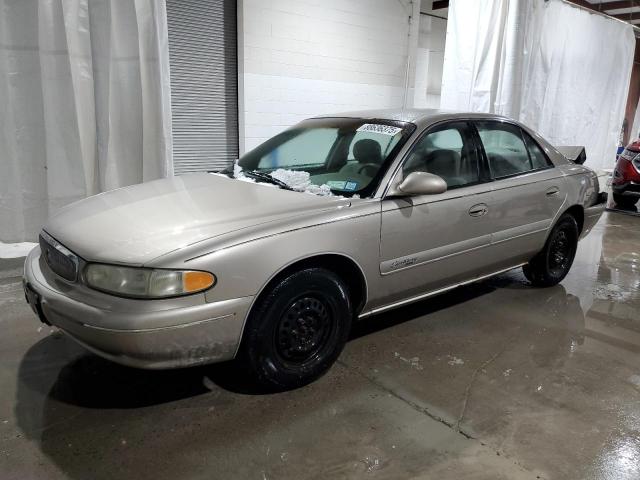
[326,180,347,190]
[344,181,358,191]
[357,124,402,136]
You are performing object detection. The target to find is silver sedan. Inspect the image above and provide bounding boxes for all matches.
[24,109,605,389]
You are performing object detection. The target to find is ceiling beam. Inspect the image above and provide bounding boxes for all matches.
[612,11,640,20]
[565,0,607,12]
[596,1,638,11]
[566,0,640,17]
[432,0,449,10]
[567,0,605,11]
[565,0,640,36]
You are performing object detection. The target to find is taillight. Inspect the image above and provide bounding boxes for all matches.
[613,158,637,184]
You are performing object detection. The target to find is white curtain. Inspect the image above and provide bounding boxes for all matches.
[441,0,635,172]
[0,0,172,242]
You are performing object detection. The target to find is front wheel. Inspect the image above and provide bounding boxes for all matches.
[239,268,352,390]
[523,214,579,287]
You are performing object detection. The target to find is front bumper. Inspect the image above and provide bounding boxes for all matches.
[23,247,253,369]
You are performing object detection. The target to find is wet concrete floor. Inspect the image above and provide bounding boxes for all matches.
[1,211,639,479]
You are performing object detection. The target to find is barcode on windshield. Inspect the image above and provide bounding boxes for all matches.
[357,124,402,136]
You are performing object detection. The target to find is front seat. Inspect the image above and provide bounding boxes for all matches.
[424,149,464,187]
[341,139,382,176]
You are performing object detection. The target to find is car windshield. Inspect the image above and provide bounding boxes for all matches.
[232,118,414,197]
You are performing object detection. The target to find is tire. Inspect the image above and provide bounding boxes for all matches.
[523,214,579,287]
[613,193,638,209]
[239,268,352,390]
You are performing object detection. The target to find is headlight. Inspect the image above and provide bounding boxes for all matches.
[84,264,215,298]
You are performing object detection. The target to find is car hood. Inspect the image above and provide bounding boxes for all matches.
[44,173,351,265]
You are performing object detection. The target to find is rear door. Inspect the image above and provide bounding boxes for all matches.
[376,121,495,309]
[473,120,566,266]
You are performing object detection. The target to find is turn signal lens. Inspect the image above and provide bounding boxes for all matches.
[183,271,215,293]
[85,264,216,298]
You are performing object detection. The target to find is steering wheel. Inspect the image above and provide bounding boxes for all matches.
[357,163,379,176]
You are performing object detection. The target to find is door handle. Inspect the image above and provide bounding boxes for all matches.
[546,187,560,196]
[468,203,488,217]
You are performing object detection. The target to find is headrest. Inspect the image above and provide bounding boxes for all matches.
[353,139,382,164]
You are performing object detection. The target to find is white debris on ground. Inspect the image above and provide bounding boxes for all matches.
[503,368,512,377]
[0,241,37,259]
[447,356,464,366]
[594,283,634,302]
[394,352,424,370]
[628,375,640,387]
[361,456,382,472]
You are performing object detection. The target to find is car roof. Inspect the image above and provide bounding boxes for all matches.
[313,108,514,129]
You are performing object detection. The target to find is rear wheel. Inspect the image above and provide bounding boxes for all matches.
[239,268,352,390]
[613,193,638,209]
[523,214,578,287]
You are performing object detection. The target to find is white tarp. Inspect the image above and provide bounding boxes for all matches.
[441,0,635,171]
[0,0,173,243]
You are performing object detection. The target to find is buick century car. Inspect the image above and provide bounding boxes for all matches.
[24,109,605,389]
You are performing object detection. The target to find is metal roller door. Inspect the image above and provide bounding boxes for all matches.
[166,0,238,174]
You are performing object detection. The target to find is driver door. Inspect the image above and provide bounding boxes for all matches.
[375,121,496,309]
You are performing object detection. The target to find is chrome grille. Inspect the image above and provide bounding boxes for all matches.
[39,231,78,282]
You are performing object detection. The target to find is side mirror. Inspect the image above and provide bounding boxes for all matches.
[389,171,447,197]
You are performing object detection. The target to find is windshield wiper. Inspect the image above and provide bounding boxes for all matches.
[243,170,295,191]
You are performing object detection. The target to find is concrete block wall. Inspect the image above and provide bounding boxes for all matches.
[238,0,416,153]
[413,14,446,109]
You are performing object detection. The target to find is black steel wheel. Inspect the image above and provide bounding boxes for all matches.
[547,229,572,278]
[275,296,336,366]
[523,214,579,287]
[239,268,352,390]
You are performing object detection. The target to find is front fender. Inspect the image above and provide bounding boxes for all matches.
[148,202,382,309]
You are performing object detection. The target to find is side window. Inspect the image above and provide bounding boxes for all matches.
[402,123,480,189]
[258,128,337,168]
[477,121,536,178]
[522,131,552,170]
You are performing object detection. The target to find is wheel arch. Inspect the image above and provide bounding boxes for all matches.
[562,204,584,234]
[234,252,368,358]
[253,253,368,315]
[534,203,584,260]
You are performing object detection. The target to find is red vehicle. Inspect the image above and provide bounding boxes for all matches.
[613,140,640,208]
